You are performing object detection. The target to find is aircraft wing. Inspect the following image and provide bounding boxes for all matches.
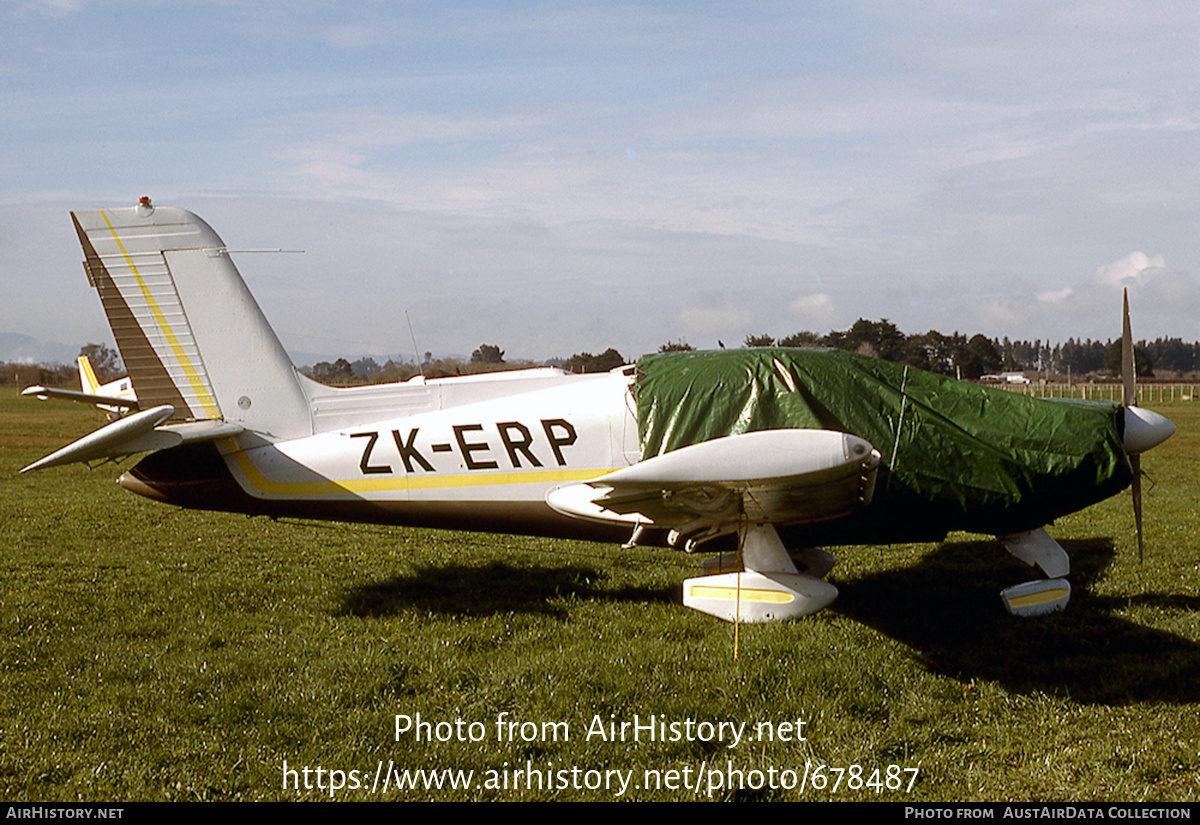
[20,405,244,473]
[547,429,880,547]
[21,385,140,411]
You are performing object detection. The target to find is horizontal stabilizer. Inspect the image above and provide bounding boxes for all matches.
[21,385,139,411]
[120,419,245,454]
[21,405,174,472]
[20,406,244,473]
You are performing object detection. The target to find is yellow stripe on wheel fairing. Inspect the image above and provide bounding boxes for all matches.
[687,585,796,604]
[1007,586,1070,609]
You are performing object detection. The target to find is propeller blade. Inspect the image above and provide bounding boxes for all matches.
[1132,454,1144,563]
[1122,288,1136,407]
[1122,289,1145,561]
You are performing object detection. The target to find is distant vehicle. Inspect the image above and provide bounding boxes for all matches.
[980,372,1032,384]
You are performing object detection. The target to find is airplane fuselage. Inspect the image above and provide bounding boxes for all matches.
[120,367,645,542]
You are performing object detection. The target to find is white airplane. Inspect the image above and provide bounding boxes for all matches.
[21,354,138,414]
[21,199,1177,623]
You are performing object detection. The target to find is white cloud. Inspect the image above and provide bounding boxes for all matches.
[970,298,1020,331]
[789,292,837,327]
[1036,287,1074,304]
[12,0,82,17]
[322,23,395,50]
[1093,251,1168,289]
[962,252,1199,343]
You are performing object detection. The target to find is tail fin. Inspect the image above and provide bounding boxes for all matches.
[77,355,101,394]
[71,201,312,440]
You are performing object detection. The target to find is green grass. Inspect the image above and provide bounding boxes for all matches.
[1,392,1197,801]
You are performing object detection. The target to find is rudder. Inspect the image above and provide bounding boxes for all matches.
[77,355,100,394]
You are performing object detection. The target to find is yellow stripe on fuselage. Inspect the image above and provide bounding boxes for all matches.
[226,446,609,498]
[101,211,221,419]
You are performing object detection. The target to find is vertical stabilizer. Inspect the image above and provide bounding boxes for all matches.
[72,202,311,440]
[77,355,100,394]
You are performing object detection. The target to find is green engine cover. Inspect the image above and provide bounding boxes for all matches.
[634,348,1131,542]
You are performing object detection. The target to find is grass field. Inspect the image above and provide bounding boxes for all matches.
[1,391,1197,801]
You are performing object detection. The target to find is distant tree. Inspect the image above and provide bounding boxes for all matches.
[743,334,776,347]
[375,358,420,382]
[595,348,626,371]
[1059,338,1106,375]
[998,336,1015,370]
[1103,341,1154,377]
[956,334,1002,379]
[1004,339,1040,371]
[901,331,945,373]
[779,331,821,348]
[0,361,74,388]
[822,329,847,350]
[310,358,355,384]
[1144,337,1199,373]
[658,339,694,353]
[350,357,379,377]
[563,348,625,373]
[471,344,505,364]
[826,319,906,362]
[79,343,122,382]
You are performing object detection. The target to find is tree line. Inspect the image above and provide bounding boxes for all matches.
[659,320,1200,379]
[3,324,1198,389]
[301,344,627,383]
[997,336,1200,377]
[659,321,1004,379]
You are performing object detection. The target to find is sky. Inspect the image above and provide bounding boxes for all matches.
[2,1,1198,364]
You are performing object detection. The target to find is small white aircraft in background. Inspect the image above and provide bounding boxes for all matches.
[21,199,1176,623]
[77,354,137,408]
[22,355,138,414]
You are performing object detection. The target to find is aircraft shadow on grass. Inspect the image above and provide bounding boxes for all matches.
[335,539,1200,704]
[338,561,674,620]
[834,539,1200,704]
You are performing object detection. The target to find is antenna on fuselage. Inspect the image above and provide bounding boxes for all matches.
[406,310,425,379]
